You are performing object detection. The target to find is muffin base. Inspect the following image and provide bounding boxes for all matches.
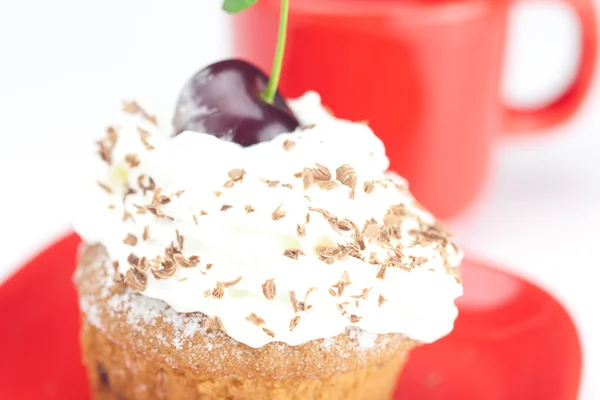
[82,320,408,400]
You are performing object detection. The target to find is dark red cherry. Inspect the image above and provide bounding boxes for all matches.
[173,59,299,146]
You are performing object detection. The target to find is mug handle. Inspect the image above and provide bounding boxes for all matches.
[503,0,597,133]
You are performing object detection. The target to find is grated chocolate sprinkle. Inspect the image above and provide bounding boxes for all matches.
[297,224,306,237]
[113,272,125,284]
[283,139,296,150]
[312,163,332,181]
[348,314,362,323]
[302,168,314,190]
[222,276,242,288]
[262,327,275,338]
[220,204,233,212]
[97,181,113,194]
[205,316,226,333]
[125,268,146,292]
[176,230,184,251]
[246,313,265,326]
[123,234,138,246]
[223,180,235,188]
[228,168,245,182]
[127,253,140,267]
[124,153,140,168]
[214,191,223,198]
[137,127,155,151]
[364,181,375,194]
[122,211,134,223]
[212,283,225,299]
[271,204,287,220]
[283,248,306,260]
[245,205,255,213]
[290,316,301,331]
[376,264,387,280]
[151,260,177,280]
[289,291,299,313]
[262,279,276,300]
[262,179,280,188]
[350,288,371,300]
[379,294,387,307]
[317,180,340,191]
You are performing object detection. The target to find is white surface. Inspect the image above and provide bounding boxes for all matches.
[0,0,598,397]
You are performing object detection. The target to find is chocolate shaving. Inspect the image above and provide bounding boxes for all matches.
[135,257,149,272]
[137,127,155,151]
[262,279,276,300]
[175,230,184,251]
[296,224,306,237]
[151,259,177,280]
[223,180,235,188]
[125,268,146,292]
[246,313,265,326]
[348,314,362,323]
[124,153,140,168]
[312,164,331,181]
[378,294,387,307]
[212,283,225,299]
[350,288,371,300]
[302,168,314,190]
[290,316,301,331]
[122,211,134,223]
[127,253,140,267]
[271,204,287,220]
[205,316,226,333]
[262,328,275,338]
[222,276,242,288]
[364,181,375,194]
[337,219,353,231]
[289,291,299,313]
[228,168,245,182]
[206,263,213,270]
[214,191,223,198]
[262,179,280,188]
[97,181,113,194]
[283,139,296,150]
[113,272,125,284]
[244,205,255,213]
[376,264,387,280]
[317,180,340,191]
[220,204,233,212]
[283,248,305,260]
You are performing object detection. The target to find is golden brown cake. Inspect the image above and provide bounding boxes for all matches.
[76,244,417,400]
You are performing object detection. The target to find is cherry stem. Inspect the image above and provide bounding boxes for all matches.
[261,0,289,104]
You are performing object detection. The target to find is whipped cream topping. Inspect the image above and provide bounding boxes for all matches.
[74,92,463,348]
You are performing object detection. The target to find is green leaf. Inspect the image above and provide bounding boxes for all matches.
[222,0,258,13]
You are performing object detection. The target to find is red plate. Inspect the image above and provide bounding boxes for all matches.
[0,234,582,400]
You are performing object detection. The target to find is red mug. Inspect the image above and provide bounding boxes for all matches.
[232,0,597,219]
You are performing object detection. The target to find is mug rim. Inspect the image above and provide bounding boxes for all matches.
[260,0,506,22]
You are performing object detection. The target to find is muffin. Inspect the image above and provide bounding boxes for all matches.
[74,91,463,400]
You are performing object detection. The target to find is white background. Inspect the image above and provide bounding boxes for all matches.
[0,0,599,398]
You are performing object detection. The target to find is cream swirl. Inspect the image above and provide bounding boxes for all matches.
[74,92,463,348]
